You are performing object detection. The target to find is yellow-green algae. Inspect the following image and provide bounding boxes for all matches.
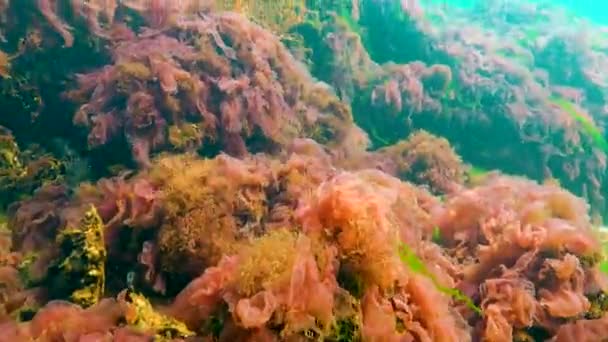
[326,290,362,342]
[597,230,608,275]
[122,289,194,340]
[0,130,26,192]
[168,123,204,151]
[0,130,65,207]
[17,252,46,287]
[50,205,106,307]
[549,96,608,152]
[0,212,7,230]
[585,291,608,319]
[513,330,535,342]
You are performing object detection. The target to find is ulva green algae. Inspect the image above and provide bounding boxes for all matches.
[549,96,608,152]
[398,243,482,315]
[601,237,608,275]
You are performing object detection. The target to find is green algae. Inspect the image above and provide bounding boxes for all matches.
[431,226,442,244]
[549,96,608,152]
[327,316,362,342]
[600,238,608,275]
[398,243,482,315]
[585,291,608,319]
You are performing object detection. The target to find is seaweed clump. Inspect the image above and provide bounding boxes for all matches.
[149,153,272,280]
[66,10,356,167]
[168,230,341,340]
[45,205,106,308]
[375,130,466,195]
[118,289,194,339]
[0,127,65,209]
[2,136,608,341]
[433,174,606,340]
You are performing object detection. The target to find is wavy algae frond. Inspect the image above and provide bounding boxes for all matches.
[550,96,608,152]
[398,243,482,315]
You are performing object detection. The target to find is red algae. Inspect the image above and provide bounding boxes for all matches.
[65,10,355,167]
[433,174,605,340]
[2,142,607,342]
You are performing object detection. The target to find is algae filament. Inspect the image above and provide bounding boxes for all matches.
[398,243,482,315]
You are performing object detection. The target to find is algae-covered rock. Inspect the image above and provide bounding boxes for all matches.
[47,205,106,307]
[120,289,194,340]
[0,127,25,196]
[0,126,66,208]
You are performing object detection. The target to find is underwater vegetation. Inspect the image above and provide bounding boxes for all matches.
[0,0,607,341]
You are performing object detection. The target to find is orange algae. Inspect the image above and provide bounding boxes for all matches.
[149,154,270,277]
[158,206,239,277]
[377,130,466,194]
[0,50,9,78]
[297,170,428,290]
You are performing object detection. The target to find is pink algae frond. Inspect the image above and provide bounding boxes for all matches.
[36,0,123,47]
[67,11,354,166]
[432,174,606,340]
[296,169,434,290]
[168,255,240,328]
[168,231,338,338]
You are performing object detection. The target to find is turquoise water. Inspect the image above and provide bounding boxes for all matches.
[424,0,608,24]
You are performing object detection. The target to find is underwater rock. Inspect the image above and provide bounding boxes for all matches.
[118,289,194,340]
[46,205,106,308]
